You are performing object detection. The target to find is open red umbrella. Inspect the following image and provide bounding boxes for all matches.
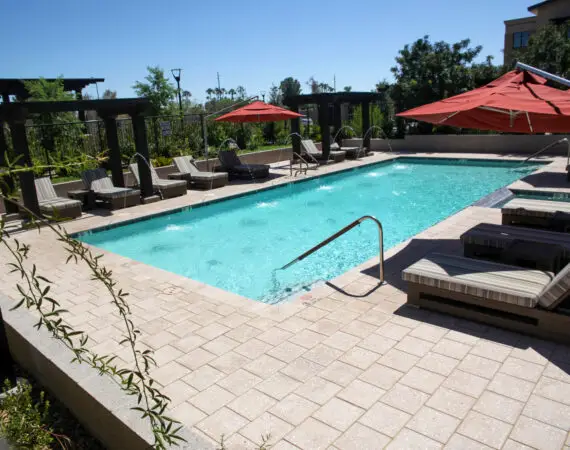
[397,70,570,133]
[215,100,303,123]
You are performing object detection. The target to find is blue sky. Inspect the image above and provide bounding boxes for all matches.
[3,0,533,103]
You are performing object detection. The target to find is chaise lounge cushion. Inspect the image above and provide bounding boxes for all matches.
[402,253,553,308]
[173,156,228,181]
[502,198,570,219]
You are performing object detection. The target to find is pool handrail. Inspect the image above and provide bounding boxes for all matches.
[280,215,385,285]
[522,137,569,165]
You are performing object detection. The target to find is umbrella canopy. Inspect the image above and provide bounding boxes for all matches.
[397,70,570,133]
[215,100,303,123]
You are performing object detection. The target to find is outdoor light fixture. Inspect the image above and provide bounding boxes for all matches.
[171,68,183,112]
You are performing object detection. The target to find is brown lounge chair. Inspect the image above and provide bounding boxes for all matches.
[81,169,140,210]
[170,156,228,190]
[402,253,570,344]
[301,139,346,163]
[217,150,270,180]
[129,163,187,199]
[34,177,82,219]
[330,142,366,159]
[501,197,570,231]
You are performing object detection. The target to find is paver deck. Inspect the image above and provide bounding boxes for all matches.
[1,151,569,449]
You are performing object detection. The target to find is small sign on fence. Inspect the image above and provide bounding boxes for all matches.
[160,121,172,136]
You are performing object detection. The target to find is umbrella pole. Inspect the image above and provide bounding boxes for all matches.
[200,114,209,171]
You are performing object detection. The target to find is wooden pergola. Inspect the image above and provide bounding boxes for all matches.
[0,98,153,216]
[284,92,385,159]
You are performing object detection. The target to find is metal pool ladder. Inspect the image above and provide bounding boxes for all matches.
[280,215,385,285]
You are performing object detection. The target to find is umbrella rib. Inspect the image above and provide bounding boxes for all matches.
[525,111,534,133]
[526,83,562,115]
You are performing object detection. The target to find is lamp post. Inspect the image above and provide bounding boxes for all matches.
[171,68,183,113]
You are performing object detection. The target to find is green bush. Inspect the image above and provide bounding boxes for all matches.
[0,380,54,450]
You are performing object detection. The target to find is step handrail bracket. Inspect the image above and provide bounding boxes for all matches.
[280,215,385,285]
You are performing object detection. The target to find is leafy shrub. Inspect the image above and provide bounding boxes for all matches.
[151,156,173,167]
[0,379,54,449]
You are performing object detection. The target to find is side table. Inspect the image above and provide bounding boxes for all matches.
[68,189,96,210]
[503,240,563,273]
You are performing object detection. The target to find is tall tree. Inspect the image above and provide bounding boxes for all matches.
[102,89,117,99]
[343,86,352,92]
[228,88,236,101]
[23,77,75,102]
[279,77,301,103]
[268,84,282,105]
[513,23,570,78]
[132,66,176,112]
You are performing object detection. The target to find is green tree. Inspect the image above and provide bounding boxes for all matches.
[279,77,301,102]
[23,77,75,103]
[513,23,570,78]
[343,86,352,92]
[470,55,506,88]
[132,66,176,113]
[102,89,117,99]
[268,84,282,105]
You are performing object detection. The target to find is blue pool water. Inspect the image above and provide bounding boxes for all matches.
[78,158,540,303]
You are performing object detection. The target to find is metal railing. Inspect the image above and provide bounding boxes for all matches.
[289,152,318,176]
[280,215,385,284]
[522,137,569,165]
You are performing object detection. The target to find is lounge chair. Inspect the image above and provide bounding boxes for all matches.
[330,142,365,159]
[402,253,570,344]
[301,139,346,163]
[217,150,270,180]
[81,168,140,210]
[461,222,570,270]
[502,198,570,231]
[170,156,228,190]
[34,177,82,219]
[129,163,187,199]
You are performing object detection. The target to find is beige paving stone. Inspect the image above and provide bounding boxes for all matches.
[499,356,544,382]
[375,322,412,341]
[234,338,274,359]
[510,415,567,450]
[443,369,489,398]
[224,324,261,343]
[523,394,570,430]
[410,323,448,343]
[337,379,385,409]
[161,380,198,407]
[444,433,493,449]
[297,306,329,322]
[152,344,184,366]
[267,341,307,363]
[457,354,501,379]
[444,329,480,346]
[313,297,344,312]
[217,312,250,328]
[190,384,236,414]
[470,340,512,363]
[417,352,459,376]
[284,417,341,450]
[535,376,570,405]
[256,327,294,346]
[320,360,362,387]
[244,354,286,377]
[323,331,362,351]
[270,440,300,450]
[227,389,277,421]
[256,373,301,400]
[510,345,552,366]
[396,335,434,357]
[168,320,201,338]
[472,391,524,424]
[340,346,380,370]
[222,434,259,450]
[432,338,472,359]
[313,397,365,432]
[240,412,294,444]
[358,333,398,355]
[400,367,445,395]
[342,320,378,339]
[269,393,319,426]
[486,373,534,402]
[178,347,217,370]
[196,406,249,441]
[457,411,512,449]
[295,377,343,405]
[381,383,430,415]
[151,360,190,385]
[276,316,312,333]
[172,334,206,353]
[501,439,535,450]
[359,363,404,390]
[426,387,476,419]
[209,351,251,374]
[201,335,240,356]
[357,309,390,326]
[217,369,262,396]
[246,317,278,332]
[182,364,224,391]
[288,329,326,349]
[326,308,360,324]
[281,357,325,382]
[386,428,442,449]
[543,362,570,383]
[308,318,342,336]
[378,348,420,372]
[333,422,391,449]
[170,400,206,426]
[407,406,460,443]
[303,344,343,366]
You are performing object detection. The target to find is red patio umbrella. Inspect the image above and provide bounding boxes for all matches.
[397,70,570,133]
[215,100,303,123]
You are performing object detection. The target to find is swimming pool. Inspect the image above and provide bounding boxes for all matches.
[78,157,541,303]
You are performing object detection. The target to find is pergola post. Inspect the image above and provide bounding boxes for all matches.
[290,104,301,156]
[0,122,18,214]
[8,115,40,217]
[333,102,342,142]
[130,112,154,199]
[100,114,124,187]
[361,101,371,149]
[76,90,86,122]
[318,100,331,160]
